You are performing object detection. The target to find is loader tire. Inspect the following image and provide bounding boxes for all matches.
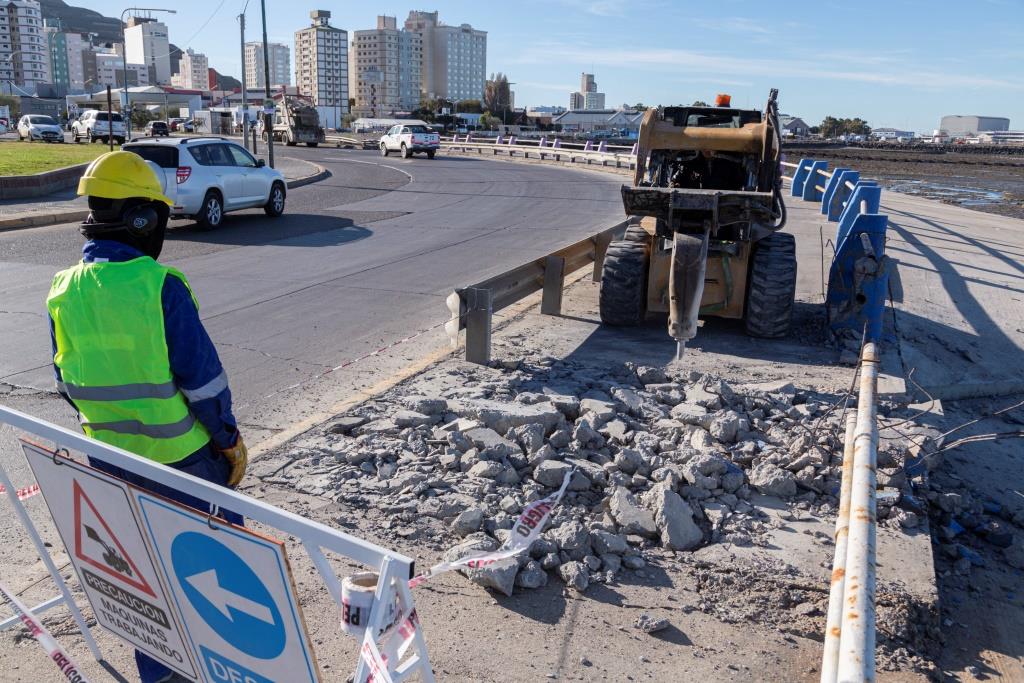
[744,231,797,339]
[623,223,649,242]
[600,239,649,326]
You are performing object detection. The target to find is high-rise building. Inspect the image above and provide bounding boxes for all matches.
[125,16,170,84]
[569,72,606,110]
[294,10,347,110]
[0,0,50,88]
[43,21,68,92]
[244,41,290,89]
[403,11,485,101]
[90,51,149,88]
[171,47,207,90]
[64,31,90,90]
[352,16,421,117]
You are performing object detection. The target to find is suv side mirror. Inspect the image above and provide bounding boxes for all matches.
[256,159,266,167]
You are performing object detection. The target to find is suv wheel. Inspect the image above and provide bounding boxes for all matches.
[400,143,410,159]
[264,182,286,217]
[380,143,389,157]
[195,191,224,230]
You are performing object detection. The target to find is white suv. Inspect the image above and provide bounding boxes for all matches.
[379,124,440,159]
[122,137,287,230]
[72,110,126,144]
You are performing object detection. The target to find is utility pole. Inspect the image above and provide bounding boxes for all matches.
[238,12,248,150]
[260,0,274,168]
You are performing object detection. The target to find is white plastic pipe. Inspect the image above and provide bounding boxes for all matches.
[821,410,859,683]
[837,342,880,682]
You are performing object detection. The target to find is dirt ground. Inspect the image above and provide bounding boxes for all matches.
[783,146,1024,220]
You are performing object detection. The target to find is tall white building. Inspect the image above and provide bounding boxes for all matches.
[352,16,421,117]
[64,31,89,90]
[569,72,605,111]
[403,11,485,101]
[244,41,290,89]
[294,10,347,110]
[0,0,49,88]
[92,52,149,88]
[171,47,207,90]
[125,16,170,84]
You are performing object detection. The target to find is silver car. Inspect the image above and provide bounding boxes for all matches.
[122,137,287,230]
[17,114,64,142]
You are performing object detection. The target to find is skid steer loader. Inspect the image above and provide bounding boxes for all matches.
[600,90,794,354]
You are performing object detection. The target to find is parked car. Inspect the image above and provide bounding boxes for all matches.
[17,115,64,143]
[379,124,440,159]
[72,110,126,144]
[122,137,286,230]
[144,120,170,137]
[169,117,186,132]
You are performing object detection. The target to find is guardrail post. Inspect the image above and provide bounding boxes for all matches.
[508,135,516,145]
[552,138,561,148]
[629,142,638,156]
[820,166,850,216]
[464,288,492,365]
[541,256,566,315]
[837,183,881,243]
[539,136,547,148]
[584,140,593,152]
[598,140,608,154]
[791,158,814,197]
[826,170,860,221]
[803,161,829,202]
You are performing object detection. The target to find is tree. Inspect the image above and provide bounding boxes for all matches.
[484,72,511,115]
[632,103,649,111]
[819,115,872,138]
[459,99,483,114]
[692,100,709,107]
[478,111,498,130]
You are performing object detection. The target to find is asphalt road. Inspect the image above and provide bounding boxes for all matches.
[0,147,625,446]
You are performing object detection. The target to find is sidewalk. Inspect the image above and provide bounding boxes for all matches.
[0,151,324,230]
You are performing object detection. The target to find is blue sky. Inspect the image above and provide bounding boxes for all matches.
[83,0,1023,132]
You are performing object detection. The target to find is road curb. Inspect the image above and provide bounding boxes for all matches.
[285,162,331,189]
[0,163,331,233]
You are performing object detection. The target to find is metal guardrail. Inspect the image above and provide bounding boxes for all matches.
[441,137,638,170]
[444,220,629,364]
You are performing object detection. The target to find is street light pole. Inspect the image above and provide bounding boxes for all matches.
[121,7,176,139]
[238,12,248,149]
[259,0,274,168]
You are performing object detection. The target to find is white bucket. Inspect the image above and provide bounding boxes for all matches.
[341,572,398,638]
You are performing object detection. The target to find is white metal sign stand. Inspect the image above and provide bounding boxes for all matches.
[0,404,435,682]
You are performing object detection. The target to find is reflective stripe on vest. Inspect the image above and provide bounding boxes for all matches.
[47,257,211,464]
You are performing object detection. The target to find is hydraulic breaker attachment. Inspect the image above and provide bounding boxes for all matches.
[668,229,709,359]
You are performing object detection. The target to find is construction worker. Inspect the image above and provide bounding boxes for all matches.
[46,151,247,683]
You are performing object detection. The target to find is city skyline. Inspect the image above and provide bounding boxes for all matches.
[21,0,1024,131]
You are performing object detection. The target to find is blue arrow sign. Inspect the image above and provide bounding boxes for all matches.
[170,532,286,659]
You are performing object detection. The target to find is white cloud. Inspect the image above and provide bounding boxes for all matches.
[693,17,772,35]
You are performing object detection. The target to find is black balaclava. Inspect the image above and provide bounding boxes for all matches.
[80,197,169,260]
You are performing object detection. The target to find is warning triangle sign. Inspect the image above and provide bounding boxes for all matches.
[73,480,156,597]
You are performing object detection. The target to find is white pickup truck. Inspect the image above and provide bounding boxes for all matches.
[379,124,440,159]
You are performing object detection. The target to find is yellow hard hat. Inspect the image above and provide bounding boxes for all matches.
[77,151,172,205]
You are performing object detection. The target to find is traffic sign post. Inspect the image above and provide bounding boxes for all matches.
[22,443,199,680]
[135,491,320,683]
[0,405,436,683]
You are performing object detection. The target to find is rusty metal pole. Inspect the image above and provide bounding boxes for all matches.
[837,342,880,682]
[821,410,859,683]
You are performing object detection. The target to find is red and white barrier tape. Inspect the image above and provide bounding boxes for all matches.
[408,468,573,588]
[0,580,90,683]
[0,482,41,502]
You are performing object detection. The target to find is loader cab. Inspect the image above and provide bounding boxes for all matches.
[662,106,762,129]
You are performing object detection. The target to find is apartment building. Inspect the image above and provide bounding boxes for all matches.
[88,51,149,88]
[351,16,421,117]
[569,72,606,111]
[403,11,485,101]
[125,16,170,84]
[43,21,68,92]
[0,0,49,88]
[294,10,347,110]
[64,31,89,89]
[244,41,290,89]
[171,47,207,90]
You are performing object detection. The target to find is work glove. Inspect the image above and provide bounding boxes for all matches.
[221,435,248,488]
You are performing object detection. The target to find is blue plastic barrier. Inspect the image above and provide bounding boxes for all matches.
[825,170,861,221]
[791,158,814,197]
[802,161,829,201]
[820,167,851,216]
[598,141,608,153]
[584,140,593,151]
[837,183,881,242]
[826,211,890,342]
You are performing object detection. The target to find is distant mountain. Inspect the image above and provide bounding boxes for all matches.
[38,0,241,90]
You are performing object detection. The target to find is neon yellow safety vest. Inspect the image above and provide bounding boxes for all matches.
[47,257,211,464]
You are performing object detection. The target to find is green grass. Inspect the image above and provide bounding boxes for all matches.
[0,140,109,176]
